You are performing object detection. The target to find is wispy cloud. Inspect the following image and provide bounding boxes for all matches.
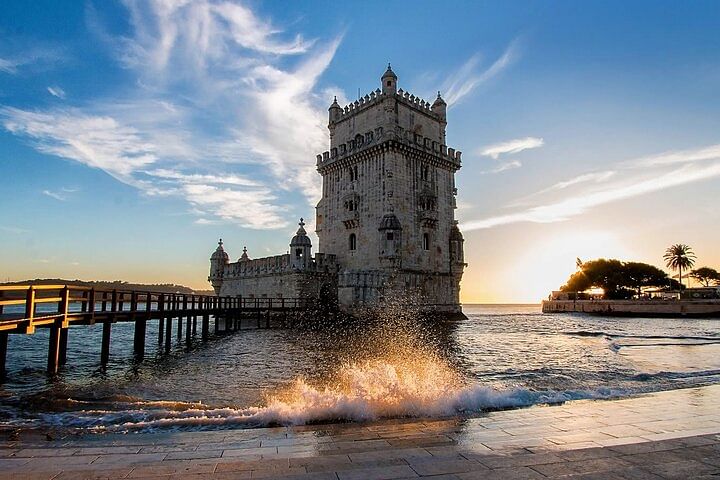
[479,137,544,160]
[47,86,66,99]
[0,226,29,234]
[477,136,543,173]
[441,40,519,106]
[2,0,344,230]
[42,189,67,201]
[463,144,720,231]
[0,45,66,75]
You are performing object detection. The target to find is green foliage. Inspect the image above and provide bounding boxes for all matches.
[663,244,696,288]
[690,267,720,287]
[560,258,671,299]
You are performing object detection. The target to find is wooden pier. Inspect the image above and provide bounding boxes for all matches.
[0,285,309,378]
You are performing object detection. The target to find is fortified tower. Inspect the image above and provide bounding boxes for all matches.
[315,65,466,313]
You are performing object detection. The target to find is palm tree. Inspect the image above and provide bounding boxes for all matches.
[663,244,696,290]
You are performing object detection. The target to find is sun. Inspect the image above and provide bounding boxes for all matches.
[500,230,635,303]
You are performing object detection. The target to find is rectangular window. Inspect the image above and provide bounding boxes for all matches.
[386,232,394,241]
[422,233,430,251]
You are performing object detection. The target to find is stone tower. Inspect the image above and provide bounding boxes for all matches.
[208,239,229,295]
[315,65,466,313]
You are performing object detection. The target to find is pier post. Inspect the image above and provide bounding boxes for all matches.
[101,321,111,365]
[158,318,164,345]
[134,320,147,360]
[202,314,209,340]
[48,323,61,374]
[164,297,172,353]
[59,328,68,365]
[0,332,7,380]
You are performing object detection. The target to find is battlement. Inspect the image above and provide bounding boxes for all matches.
[223,253,338,279]
[316,129,461,169]
[331,88,441,125]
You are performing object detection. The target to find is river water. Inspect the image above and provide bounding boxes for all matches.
[1,304,719,433]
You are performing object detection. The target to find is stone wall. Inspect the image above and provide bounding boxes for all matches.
[542,299,720,316]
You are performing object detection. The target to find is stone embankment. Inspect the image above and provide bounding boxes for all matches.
[542,299,720,317]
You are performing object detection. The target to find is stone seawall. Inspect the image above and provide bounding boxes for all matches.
[542,299,720,317]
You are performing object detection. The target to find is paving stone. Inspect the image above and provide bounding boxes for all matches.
[164,449,224,460]
[530,456,633,477]
[408,458,486,476]
[457,466,546,480]
[473,452,564,468]
[641,459,720,478]
[335,464,418,480]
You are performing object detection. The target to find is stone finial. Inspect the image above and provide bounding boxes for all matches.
[218,238,223,246]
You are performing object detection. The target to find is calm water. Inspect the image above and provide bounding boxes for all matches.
[1,304,719,433]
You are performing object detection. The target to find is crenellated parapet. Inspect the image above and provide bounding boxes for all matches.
[223,252,338,279]
[316,131,462,171]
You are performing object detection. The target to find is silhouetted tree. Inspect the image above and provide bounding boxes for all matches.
[663,244,696,290]
[622,262,669,297]
[690,267,720,287]
[561,258,671,299]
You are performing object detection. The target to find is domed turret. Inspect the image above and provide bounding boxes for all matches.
[239,246,250,262]
[209,239,230,294]
[450,222,465,266]
[381,63,397,95]
[378,213,402,262]
[329,96,342,125]
[431,91,447,120]
[290,218,312,270]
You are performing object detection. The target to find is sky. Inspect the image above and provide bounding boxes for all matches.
[0,0,719,302]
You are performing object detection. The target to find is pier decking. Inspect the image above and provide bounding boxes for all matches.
[0,284,310,378]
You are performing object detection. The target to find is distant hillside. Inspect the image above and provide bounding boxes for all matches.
[1,279,215,295]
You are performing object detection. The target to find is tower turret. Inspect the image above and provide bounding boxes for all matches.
[328,96,342,125]
[381,63,397,95]
[290,218,312,270]
[378,213,402,267]
[208,238,229,295]
[432,91,447,119]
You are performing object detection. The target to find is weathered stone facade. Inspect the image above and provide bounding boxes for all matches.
[209,66,466,314]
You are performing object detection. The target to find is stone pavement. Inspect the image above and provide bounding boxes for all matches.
[1,385,719,479]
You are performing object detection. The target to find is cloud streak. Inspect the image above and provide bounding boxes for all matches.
[463,143,720,231]
[47,86,66,99]
[441,40,519,106]
[479,137,544,159]
[2,0,343,230]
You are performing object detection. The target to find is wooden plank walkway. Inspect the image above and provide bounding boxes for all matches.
[0,284,310,378]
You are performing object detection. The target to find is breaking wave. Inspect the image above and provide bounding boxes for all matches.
[22,358,627,433]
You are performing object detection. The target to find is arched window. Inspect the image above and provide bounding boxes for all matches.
[295,248,302,258]
[422,233,430,251]
[420,165,429,181]
[349,233,357,251]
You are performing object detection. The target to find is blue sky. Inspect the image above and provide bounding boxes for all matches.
[1,1,719,301]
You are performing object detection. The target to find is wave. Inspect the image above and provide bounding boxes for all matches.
[564,330,720,341]
[17,359,630,433]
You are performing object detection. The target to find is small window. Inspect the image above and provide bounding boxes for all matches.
[420,165,429,181]
[386,232,394,241]
[349,233,357,251]
[386,81,391,86]
[295,248,302,258]
[422,233,430,251]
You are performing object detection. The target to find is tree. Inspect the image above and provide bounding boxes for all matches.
[663,244,696,290]
[560,258,671,299]
[690,267,720,287]
[622,262,669,297]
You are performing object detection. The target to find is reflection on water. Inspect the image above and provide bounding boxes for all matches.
[1,303,719,433]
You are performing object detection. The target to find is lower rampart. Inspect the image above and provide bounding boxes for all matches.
[542,299,720,317]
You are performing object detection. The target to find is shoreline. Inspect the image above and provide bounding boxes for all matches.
[1,384,719,478]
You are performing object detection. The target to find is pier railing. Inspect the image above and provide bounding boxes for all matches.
[0,284,309,377]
